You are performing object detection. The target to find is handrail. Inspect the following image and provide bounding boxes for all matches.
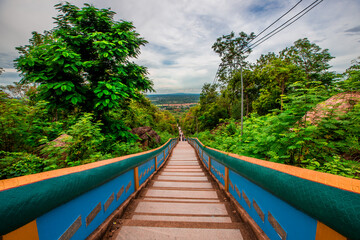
[0,138,177,236]
[189,137,360,240]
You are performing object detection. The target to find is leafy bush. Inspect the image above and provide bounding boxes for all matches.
[39,113,105,168]
[66,113,105,162]
[0,151,44,179]
[301,156,360,179]
[110,141,144,157]
[157,131,176,145]
[198,102,360,179]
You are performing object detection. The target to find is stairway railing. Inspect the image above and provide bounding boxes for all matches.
[189,137,360,240]
[0,138,178,239]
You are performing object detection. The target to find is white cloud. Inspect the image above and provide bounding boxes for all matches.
[0,0,359,92]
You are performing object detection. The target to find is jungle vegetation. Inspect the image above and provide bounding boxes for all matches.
[181,33,360,179]
[0,3,176,179]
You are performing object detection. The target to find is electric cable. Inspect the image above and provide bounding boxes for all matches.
[250,0,303,42]
[249,0,323,50]
[244,0,323,52]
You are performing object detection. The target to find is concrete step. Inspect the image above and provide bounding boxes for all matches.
[142,197,220,203]
[116,226,243,240]
[121,219,242,228]
[165,165,201,168]
[160,172,205,176]
[132,214,231,223]
[156,175,208,181]
[162,169,203,172]
[167,161,200,166]
[143,189,219,199]
[134,201,229,215]
[170,157,198,160]
[152,181,212,189]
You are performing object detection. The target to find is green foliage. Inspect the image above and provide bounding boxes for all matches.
[196,98,360,179]
[107,141,143,157]
[15,2,153,116]
[0,151,44,179]
[185,37,358,179]
[301,156,360,179]
[0,4,177,180]
[158,131,176,145]
[338,57,360,91]
[116,96,177,135]
[39,113,105,168]
[66,113,105,162]
[0,92,62,152]
[280,38,335,84]
[212,31,255,83]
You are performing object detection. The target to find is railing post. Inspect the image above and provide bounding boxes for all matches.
[225,167,229,192]
[163,149,166,161]
[201,150,204,162]
[155,156,158,171]
[209,157,212,171]
[134,167,139,191]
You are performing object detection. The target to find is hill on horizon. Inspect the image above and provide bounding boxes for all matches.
[146,93,200,96]
[146,93,200,105]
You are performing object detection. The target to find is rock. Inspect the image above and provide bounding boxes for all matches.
[302,91,360,124]
[39,134,72,160]
[130,126,160,147]
[50,134,72,147]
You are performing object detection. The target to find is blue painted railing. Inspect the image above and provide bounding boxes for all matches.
[0,138,177,239]
[189,138,360,240]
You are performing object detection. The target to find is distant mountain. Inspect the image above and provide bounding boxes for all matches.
[146,93,200,96]
[145,93,200,104]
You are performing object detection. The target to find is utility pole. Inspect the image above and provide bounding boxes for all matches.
[240,63,244,136]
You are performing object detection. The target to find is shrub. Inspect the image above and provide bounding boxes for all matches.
[0,151,44,179]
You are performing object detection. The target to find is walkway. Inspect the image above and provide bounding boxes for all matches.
[110,141,255,240]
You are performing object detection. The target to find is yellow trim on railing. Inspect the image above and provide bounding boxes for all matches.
[155,156,158,171]
[0,139,173,192]
[193,138,360,194]
[134,167,139,191]
[315,221,346,240]
[225,167,229,192]
[3,220,39,240]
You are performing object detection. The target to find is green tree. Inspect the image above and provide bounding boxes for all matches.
[252,57,306,115]
[339,57,360,91]
[212,31,255,84]
[280,38,335,86]
[199,83,218,109]
[15,2,153,118]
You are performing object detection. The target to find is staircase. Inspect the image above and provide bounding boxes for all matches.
[108,141,255,240]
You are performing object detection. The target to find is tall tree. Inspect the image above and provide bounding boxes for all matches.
[15,2,153,117]
[199,83,218,110]
[253,57,306,114]
[212,31,255,84]
[280,38,334,86]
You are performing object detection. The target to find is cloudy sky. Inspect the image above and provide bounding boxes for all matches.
[0,0,359,93]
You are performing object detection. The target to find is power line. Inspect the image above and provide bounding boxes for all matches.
[246,0,321,50]
[213,65,220,84]
[244,0,323,52]
[249,0,323,50]
[214,0,324,84]
[250,0,303,43]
